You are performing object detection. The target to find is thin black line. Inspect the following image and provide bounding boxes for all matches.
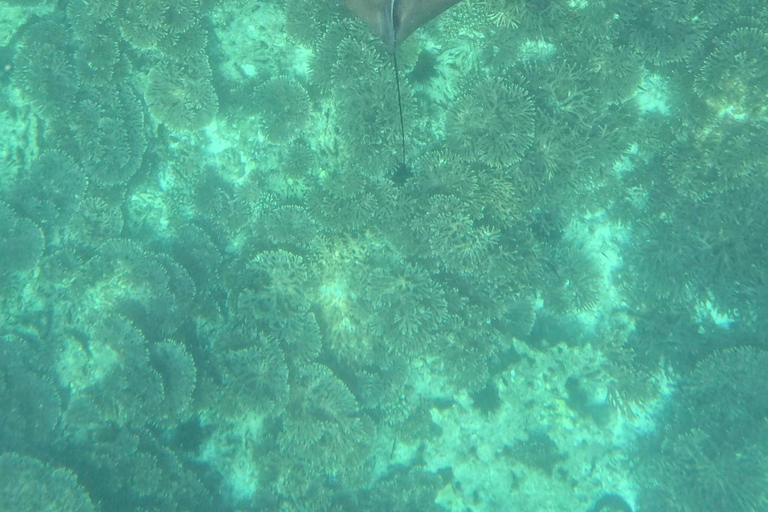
[393,50,406,168]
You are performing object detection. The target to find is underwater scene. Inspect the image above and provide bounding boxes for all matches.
[0,0,767,510]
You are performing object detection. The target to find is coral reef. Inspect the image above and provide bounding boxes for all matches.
[79,239,191,339]
[278,363,373,480]
[1,1,767,511]
[11,150,87,235]
[0,453,95,512]
[1,0,48,5]
[594,46,645,104]
[66,85,148,186]
[67,197,124,243]
[145,56,218,132]
[73,34,120,86]
[0,335,61,449]
[118,0,202,50]
[0,202,44,275]
[254,76,312,143]
[12,21,78,117]
[241,249,312,328]
[284,0,344,46]
[446,76,535,168]
[655,429,768,512]
[327,33,407,170]
[640,347,768,512]
[695,26,768,115]
[149,339,197,425]
[62,315,165,429]
[217,332,289,416]
[666,118,767,200]
[624,0,709,65]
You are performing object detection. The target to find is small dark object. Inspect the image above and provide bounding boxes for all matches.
[590,493,633,512]
[471,382,501,414]
[504,431,563,476]
[409,50,439,83]
[389,160,413,186]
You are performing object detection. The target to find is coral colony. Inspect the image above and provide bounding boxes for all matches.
[0,0,767,511]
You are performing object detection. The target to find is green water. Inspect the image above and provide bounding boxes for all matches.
[0,0,766,511]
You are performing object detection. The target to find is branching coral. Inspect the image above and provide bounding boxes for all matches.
[681,346,768,441]
[594,45,645,104]
[353,467,446,511]
[55,421,213,512]
[236,250,312,329]
[279,363,373,479]
[280,311,324,363]
[74,34,120,86]
[262,205,319,252]
[329,35,406,170]
[543,246,601,313]
[285,0,344,46]
[0,453,95,512]
[66,0,118,38]
[667,119,768,200]
[145,55,218,132]
[368,261,448,355]
[307,163,383,232]
[629,229,696,304]
[478,0,522,29]
[638,346,768,511]
[119,0,202,50]
[625,0,708,65]
[149,339,197,425]
[415,194,500,274]
[694,27,768,116]
[407,150,479,213]
[162,223,223,291]
[62,84,147,186]
[12,150,87,233]
[13,21,78,118]
[655,428,768,512]
[157,20,208,59]
[523,58,598,135]
[601,346,659,418]
[62,315,165,429]
[218,332,289,416]
[0,202,44,275]
[1,0,47,5]
[446,76,535,168]
[80,239,186,339]
[0,335,62,448]
[439,332,492,392]
[310,19,369,93]
[67,196,124,244]
[254,76,312,143]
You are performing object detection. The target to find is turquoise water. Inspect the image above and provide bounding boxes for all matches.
[0,0,766,510]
